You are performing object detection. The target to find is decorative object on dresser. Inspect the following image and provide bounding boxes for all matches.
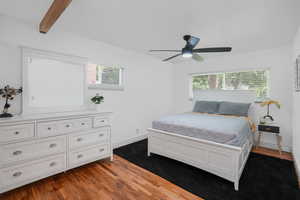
[0,111,113,193]
[296,56,300,92]
[0,85,22,118]
[91,93,104,111]
[260,99,280,122]
[91,93,104,104]
[257,123,282,154]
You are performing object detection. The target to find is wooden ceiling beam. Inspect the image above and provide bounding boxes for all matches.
[39,0,72,33]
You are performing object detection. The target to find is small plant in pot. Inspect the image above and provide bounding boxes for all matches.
[0,85,22,118]
[91,93,104,111]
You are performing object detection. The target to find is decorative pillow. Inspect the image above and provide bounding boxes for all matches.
[193,101,220,114]
[218,101,251,117]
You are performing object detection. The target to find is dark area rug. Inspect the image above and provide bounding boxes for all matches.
[114,139,300,200]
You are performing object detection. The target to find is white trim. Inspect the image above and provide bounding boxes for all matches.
[189,67,271,76]
[21,47,89,114]
[89,84,124,91]
[112,134,148,149]
[295,56,300,92]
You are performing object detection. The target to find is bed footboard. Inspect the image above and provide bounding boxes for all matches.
[147,128,253,191]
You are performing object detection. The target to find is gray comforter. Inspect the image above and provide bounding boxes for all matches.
[152,112,252,146]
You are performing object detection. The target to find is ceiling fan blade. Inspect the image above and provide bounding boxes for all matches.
[149,50,181,52]
[162,53,182,62]
[193,47,232,53]
[192,54,204,62]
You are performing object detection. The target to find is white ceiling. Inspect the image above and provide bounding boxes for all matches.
[0,0,299,62]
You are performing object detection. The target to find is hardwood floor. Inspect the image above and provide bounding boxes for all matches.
[252,146,293,161]
[0,146,294,200]
[0,155,203,200]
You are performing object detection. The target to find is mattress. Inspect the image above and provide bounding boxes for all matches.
[152,112,252,146]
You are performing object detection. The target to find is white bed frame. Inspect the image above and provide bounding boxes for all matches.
[148,90,256,191]
[147,128,253,191]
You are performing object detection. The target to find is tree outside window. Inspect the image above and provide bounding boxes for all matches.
[192,70,269,99]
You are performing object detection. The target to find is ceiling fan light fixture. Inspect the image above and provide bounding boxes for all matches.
[182,49,192,58]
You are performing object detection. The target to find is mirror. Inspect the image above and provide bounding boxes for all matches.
[22,48,88,114]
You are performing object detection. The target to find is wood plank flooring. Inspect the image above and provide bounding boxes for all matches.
[0,155,203,200]
[0,146,294,200]
[252,146,293,161]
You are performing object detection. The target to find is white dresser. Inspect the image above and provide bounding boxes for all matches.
[0,111,112,193]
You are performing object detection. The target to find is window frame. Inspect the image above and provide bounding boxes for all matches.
[189,68,270,102]
[88,64,125,91]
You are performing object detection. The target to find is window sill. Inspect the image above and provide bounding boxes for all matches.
[88,84,124,91]
[189,98,265,104]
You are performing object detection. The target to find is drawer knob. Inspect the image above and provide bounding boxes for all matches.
[49,143,57,148]
[99,133,104,137]
[14,131,20,135]
[66,124,71,128]
[12,172,22,177]
[47,127,52,130]
[13,150,22,156]
[99,148,104,152]
[77,154,83,159]
[81,123,85,126]
[49,162,56,167]
[77,138,83,142]
[100,120,105,122]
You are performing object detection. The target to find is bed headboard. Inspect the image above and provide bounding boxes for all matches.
[192,89,260,123]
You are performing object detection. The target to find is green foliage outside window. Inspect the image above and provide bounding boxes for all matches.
[96,65,121,85]
[192,70,269,99]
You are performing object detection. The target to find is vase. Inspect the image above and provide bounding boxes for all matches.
[0,103,13,118]
[96,104,102,111]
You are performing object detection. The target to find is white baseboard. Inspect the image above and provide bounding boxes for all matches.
[113,134,148,149]
[258,141,291,152]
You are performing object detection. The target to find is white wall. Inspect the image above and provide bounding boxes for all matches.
[173,46,293,151]
[0,16,174,146]
[293,26,300,170]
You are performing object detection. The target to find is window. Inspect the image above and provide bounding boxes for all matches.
[191,70,269,100]
[87,64,124,90]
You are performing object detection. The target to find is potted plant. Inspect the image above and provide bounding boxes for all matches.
[91,93,104,111]
[0,85,22,118]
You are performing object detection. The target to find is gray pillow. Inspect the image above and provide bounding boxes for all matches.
[218,101,250,117]
[193,101,220,114]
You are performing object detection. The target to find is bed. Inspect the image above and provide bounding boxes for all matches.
[147,101,255,191]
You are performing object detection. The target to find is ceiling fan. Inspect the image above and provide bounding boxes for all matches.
[149,35,232,62]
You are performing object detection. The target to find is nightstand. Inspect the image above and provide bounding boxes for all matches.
[257,124,282,154]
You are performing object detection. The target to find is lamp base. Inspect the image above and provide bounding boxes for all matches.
[0,113,13,118]
[263,115,274,121]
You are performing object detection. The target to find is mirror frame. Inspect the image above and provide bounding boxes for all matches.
[22,47,89,115]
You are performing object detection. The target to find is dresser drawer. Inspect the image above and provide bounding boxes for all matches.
[0,154,66,190]
[69,144,109,167]
[258,125,280,133]
[0,123,34,143]
[0,136,66,166]
[93,117,109,128]
[69,128,109,150]
[37,118,92,138]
